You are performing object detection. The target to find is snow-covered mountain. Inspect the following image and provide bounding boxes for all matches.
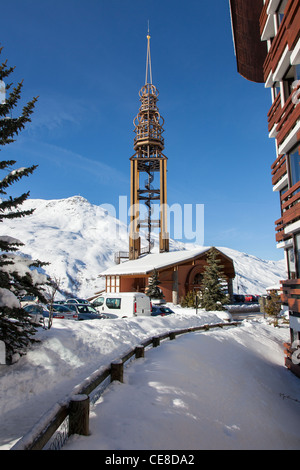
[0,196,287,298]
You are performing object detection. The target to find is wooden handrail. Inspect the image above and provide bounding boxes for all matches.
[10,321,239,450]
[260,0,270,36]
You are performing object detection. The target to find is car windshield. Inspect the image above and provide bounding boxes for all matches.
[53,305,72,312]
[93,297,104,306]
[66,304,77,311]
[77,305,97,313]
[24,305,43,313]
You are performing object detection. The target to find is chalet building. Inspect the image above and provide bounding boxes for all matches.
[230,0,300,377]
[101,247,235,304]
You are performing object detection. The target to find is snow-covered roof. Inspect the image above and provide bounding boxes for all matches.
[101,247,213,276]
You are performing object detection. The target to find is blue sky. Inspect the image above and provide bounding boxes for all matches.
[1,0,282,260]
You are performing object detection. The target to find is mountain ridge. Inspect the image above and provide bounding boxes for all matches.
[0,196,287,298]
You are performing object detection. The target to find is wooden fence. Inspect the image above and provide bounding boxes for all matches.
[10,321,239,451]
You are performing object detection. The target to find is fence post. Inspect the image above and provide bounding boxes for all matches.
[135,345,145,358]
[69,394,90,437]
[152,336,160,347]
[111,360,124,383]
[169,332,176,340]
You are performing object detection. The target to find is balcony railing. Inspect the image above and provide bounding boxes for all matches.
[275,180,300,241]
[271,153,287,185]
[281,278,300,312]
[259,0,270,36]
[263,0,300,82]
[268,93,282,133]
[276,83,300,147]
[267,81,300,149]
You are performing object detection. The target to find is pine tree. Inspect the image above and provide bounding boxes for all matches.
[146,269,164,300]
[200,247,229,311]
[180,291,197,308]
[0,46,48,363]
[265,291,281,326]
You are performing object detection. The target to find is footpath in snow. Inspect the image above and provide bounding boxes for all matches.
[1,307,300,450]
[63,319,300,451]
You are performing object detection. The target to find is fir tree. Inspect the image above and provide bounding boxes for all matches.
[265,291,281,326]
[146,269,164,300]
[0,46,48,363]
[200,247,229,311]
[180,291,197,308]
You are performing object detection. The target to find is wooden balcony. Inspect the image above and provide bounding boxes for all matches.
[268,93,282,133]
[284,340,300,377]
[276,83,300,147]
[263,0,300,82]
[267,85,300,152]
[259,0,270,37]
[275,180,300,241]
[271,153,287,185]
[281,278,300,312]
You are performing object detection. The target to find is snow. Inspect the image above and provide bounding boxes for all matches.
[0,196,287,298]
[1,307,300,450]
[0,288,20,308]
[0,195,295,450]
[101,248,211,275]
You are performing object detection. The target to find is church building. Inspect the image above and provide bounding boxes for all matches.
[101,247,235,304]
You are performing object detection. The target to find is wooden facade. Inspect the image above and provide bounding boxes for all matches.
[230,0,300,377]
[230,0,267,82]
[102,248,235,304]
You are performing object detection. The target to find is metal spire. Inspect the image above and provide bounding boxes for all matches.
[145,22,152,85]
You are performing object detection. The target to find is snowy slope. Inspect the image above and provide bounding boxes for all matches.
[1,312,299,450]
[0,196,287,298]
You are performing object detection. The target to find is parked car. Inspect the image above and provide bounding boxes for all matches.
[92,292,152,318]
[45,304,79,320]
[66,303,107,321]
[151,306,174,317]
[23,304,46,326]
[232,294,245,303]
[65,298,90,305]
[245,295,258,302]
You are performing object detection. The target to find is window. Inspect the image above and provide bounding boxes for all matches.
[276,0,288,27]
[287,246,296,279]
[295,233,300,278]
[289,146,300,187]
[93,297,104,307]
[193,273,203,285]
[106,298,121,309]
[280,184,288,215]
[283,65,300,101]
[295,64,300,82]
[272,82,280,99]
[106,276,120,293]
[291,328,299,344]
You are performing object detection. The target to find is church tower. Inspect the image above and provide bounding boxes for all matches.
[129,29,169,260]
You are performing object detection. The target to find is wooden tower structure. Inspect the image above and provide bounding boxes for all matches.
[129,29,169,260]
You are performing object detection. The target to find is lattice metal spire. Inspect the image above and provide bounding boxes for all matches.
[129,28,169,259]
[145,22,153,85]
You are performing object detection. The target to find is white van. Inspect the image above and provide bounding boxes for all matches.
[92,292,152,318]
